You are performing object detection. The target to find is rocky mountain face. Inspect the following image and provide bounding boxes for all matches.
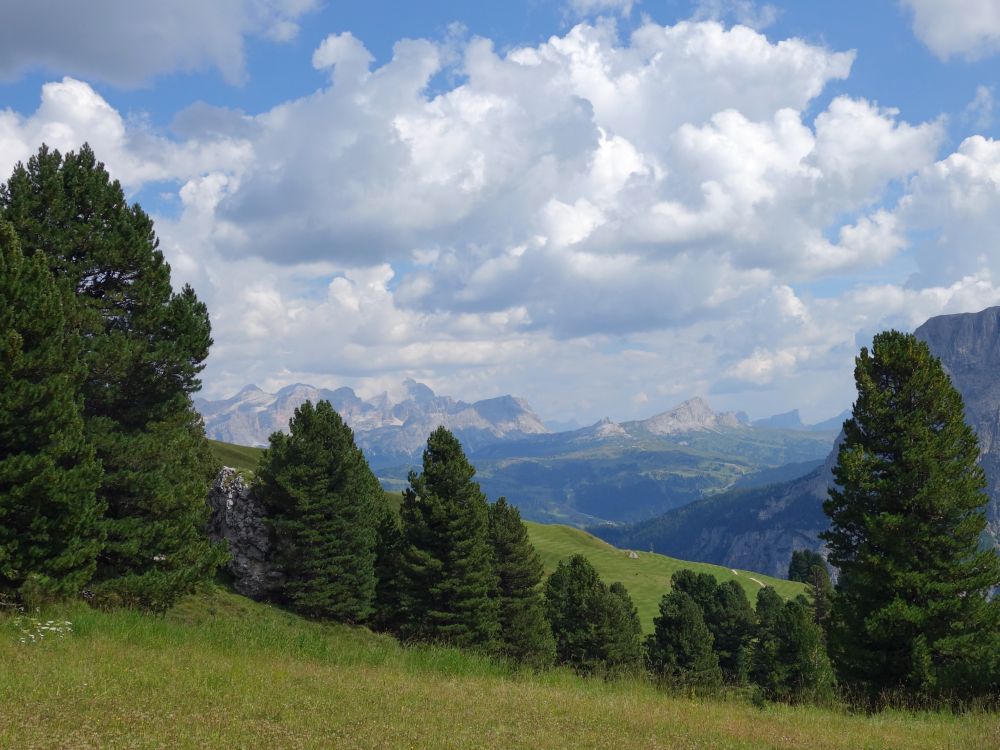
[195,379,549,468]
[598,306,1000,577]
[917,307,1000,540]
[627,397,749,434]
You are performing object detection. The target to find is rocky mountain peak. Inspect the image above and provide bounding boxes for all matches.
[402,378,437,404]
[753,409,805,430]
[641,396,747,435]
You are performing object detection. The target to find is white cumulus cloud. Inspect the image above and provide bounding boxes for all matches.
[3,18,1000,423]
[902,0,1000,60]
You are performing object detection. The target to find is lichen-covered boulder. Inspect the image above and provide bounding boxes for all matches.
[205,467,283,599]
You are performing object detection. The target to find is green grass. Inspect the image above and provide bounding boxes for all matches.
[526,521,806,632]
[208,439,264,473]
[1,586,994,749]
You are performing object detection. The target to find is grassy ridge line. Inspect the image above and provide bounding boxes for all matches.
[525,522,805,632]
[1,587,993,749]
[208,439,264,473]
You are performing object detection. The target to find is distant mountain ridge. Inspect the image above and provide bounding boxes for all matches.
[197,386,840,526]
[195,379,549,466]
[598,306,1000,577]
[752,408,850,432]
[413,397,837,527]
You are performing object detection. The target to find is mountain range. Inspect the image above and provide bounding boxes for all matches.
[195,379,549,467]
[597,306,1000,577]
[196,384,838,527]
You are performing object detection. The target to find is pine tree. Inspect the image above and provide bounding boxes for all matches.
[788,550,833,630]
[1,144,223,611]
[645,588,722,687]
[671,569,755,681]
[257,400,381,622]
[604,581,644,677]
[0,222,102,603]
[544,554,643,676]
[787,550,826,584]
[487,497,555,668]
[750,588,835,704]
[749,586,784,694]
[399,427,498,648]
[371,501,406,633]
[822,330,1000,700]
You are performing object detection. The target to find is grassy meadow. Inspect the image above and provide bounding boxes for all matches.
[1,586,995,749]
[207,439,264,473]
[525,521,804,632]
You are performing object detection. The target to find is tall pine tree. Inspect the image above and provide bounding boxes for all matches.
[1,144,224,611]
[487,497,555,668]
[670,569,755,681]
[399,427,498,648]
[544,554,643,676]
[258,400,381,622]
[0,221,102,602]
[822,330,1000,700]
[371,500,406,633]
[645,587,722,688]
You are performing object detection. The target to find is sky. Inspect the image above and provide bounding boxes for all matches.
[2,0,1000,426]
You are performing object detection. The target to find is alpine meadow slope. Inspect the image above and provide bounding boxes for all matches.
[3,586,995,749]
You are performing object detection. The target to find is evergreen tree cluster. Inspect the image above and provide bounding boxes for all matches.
[544,554,642,676]
[646,569,833,702]
[258,421,557,667]
[0,144,223,611]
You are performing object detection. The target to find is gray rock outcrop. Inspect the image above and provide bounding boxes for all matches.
[205,467,282,599]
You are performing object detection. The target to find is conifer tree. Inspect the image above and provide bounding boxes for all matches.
[0,222,102,602]
[258,400,381,622]
[787,550,826,584]
[671,569,755,680]
[371,501,406,633]
[787,550,833,629]
[750,588,835,704]
[822,330,1000,700]
[2,144,223,611]
[544,554,642,676]
[487,497,555,668]
[645,588,722,687]
[749,586,784,693]
[604,581,644,676]
[399,427,498,648]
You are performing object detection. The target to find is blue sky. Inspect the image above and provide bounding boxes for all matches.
[2,0,1000,425]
